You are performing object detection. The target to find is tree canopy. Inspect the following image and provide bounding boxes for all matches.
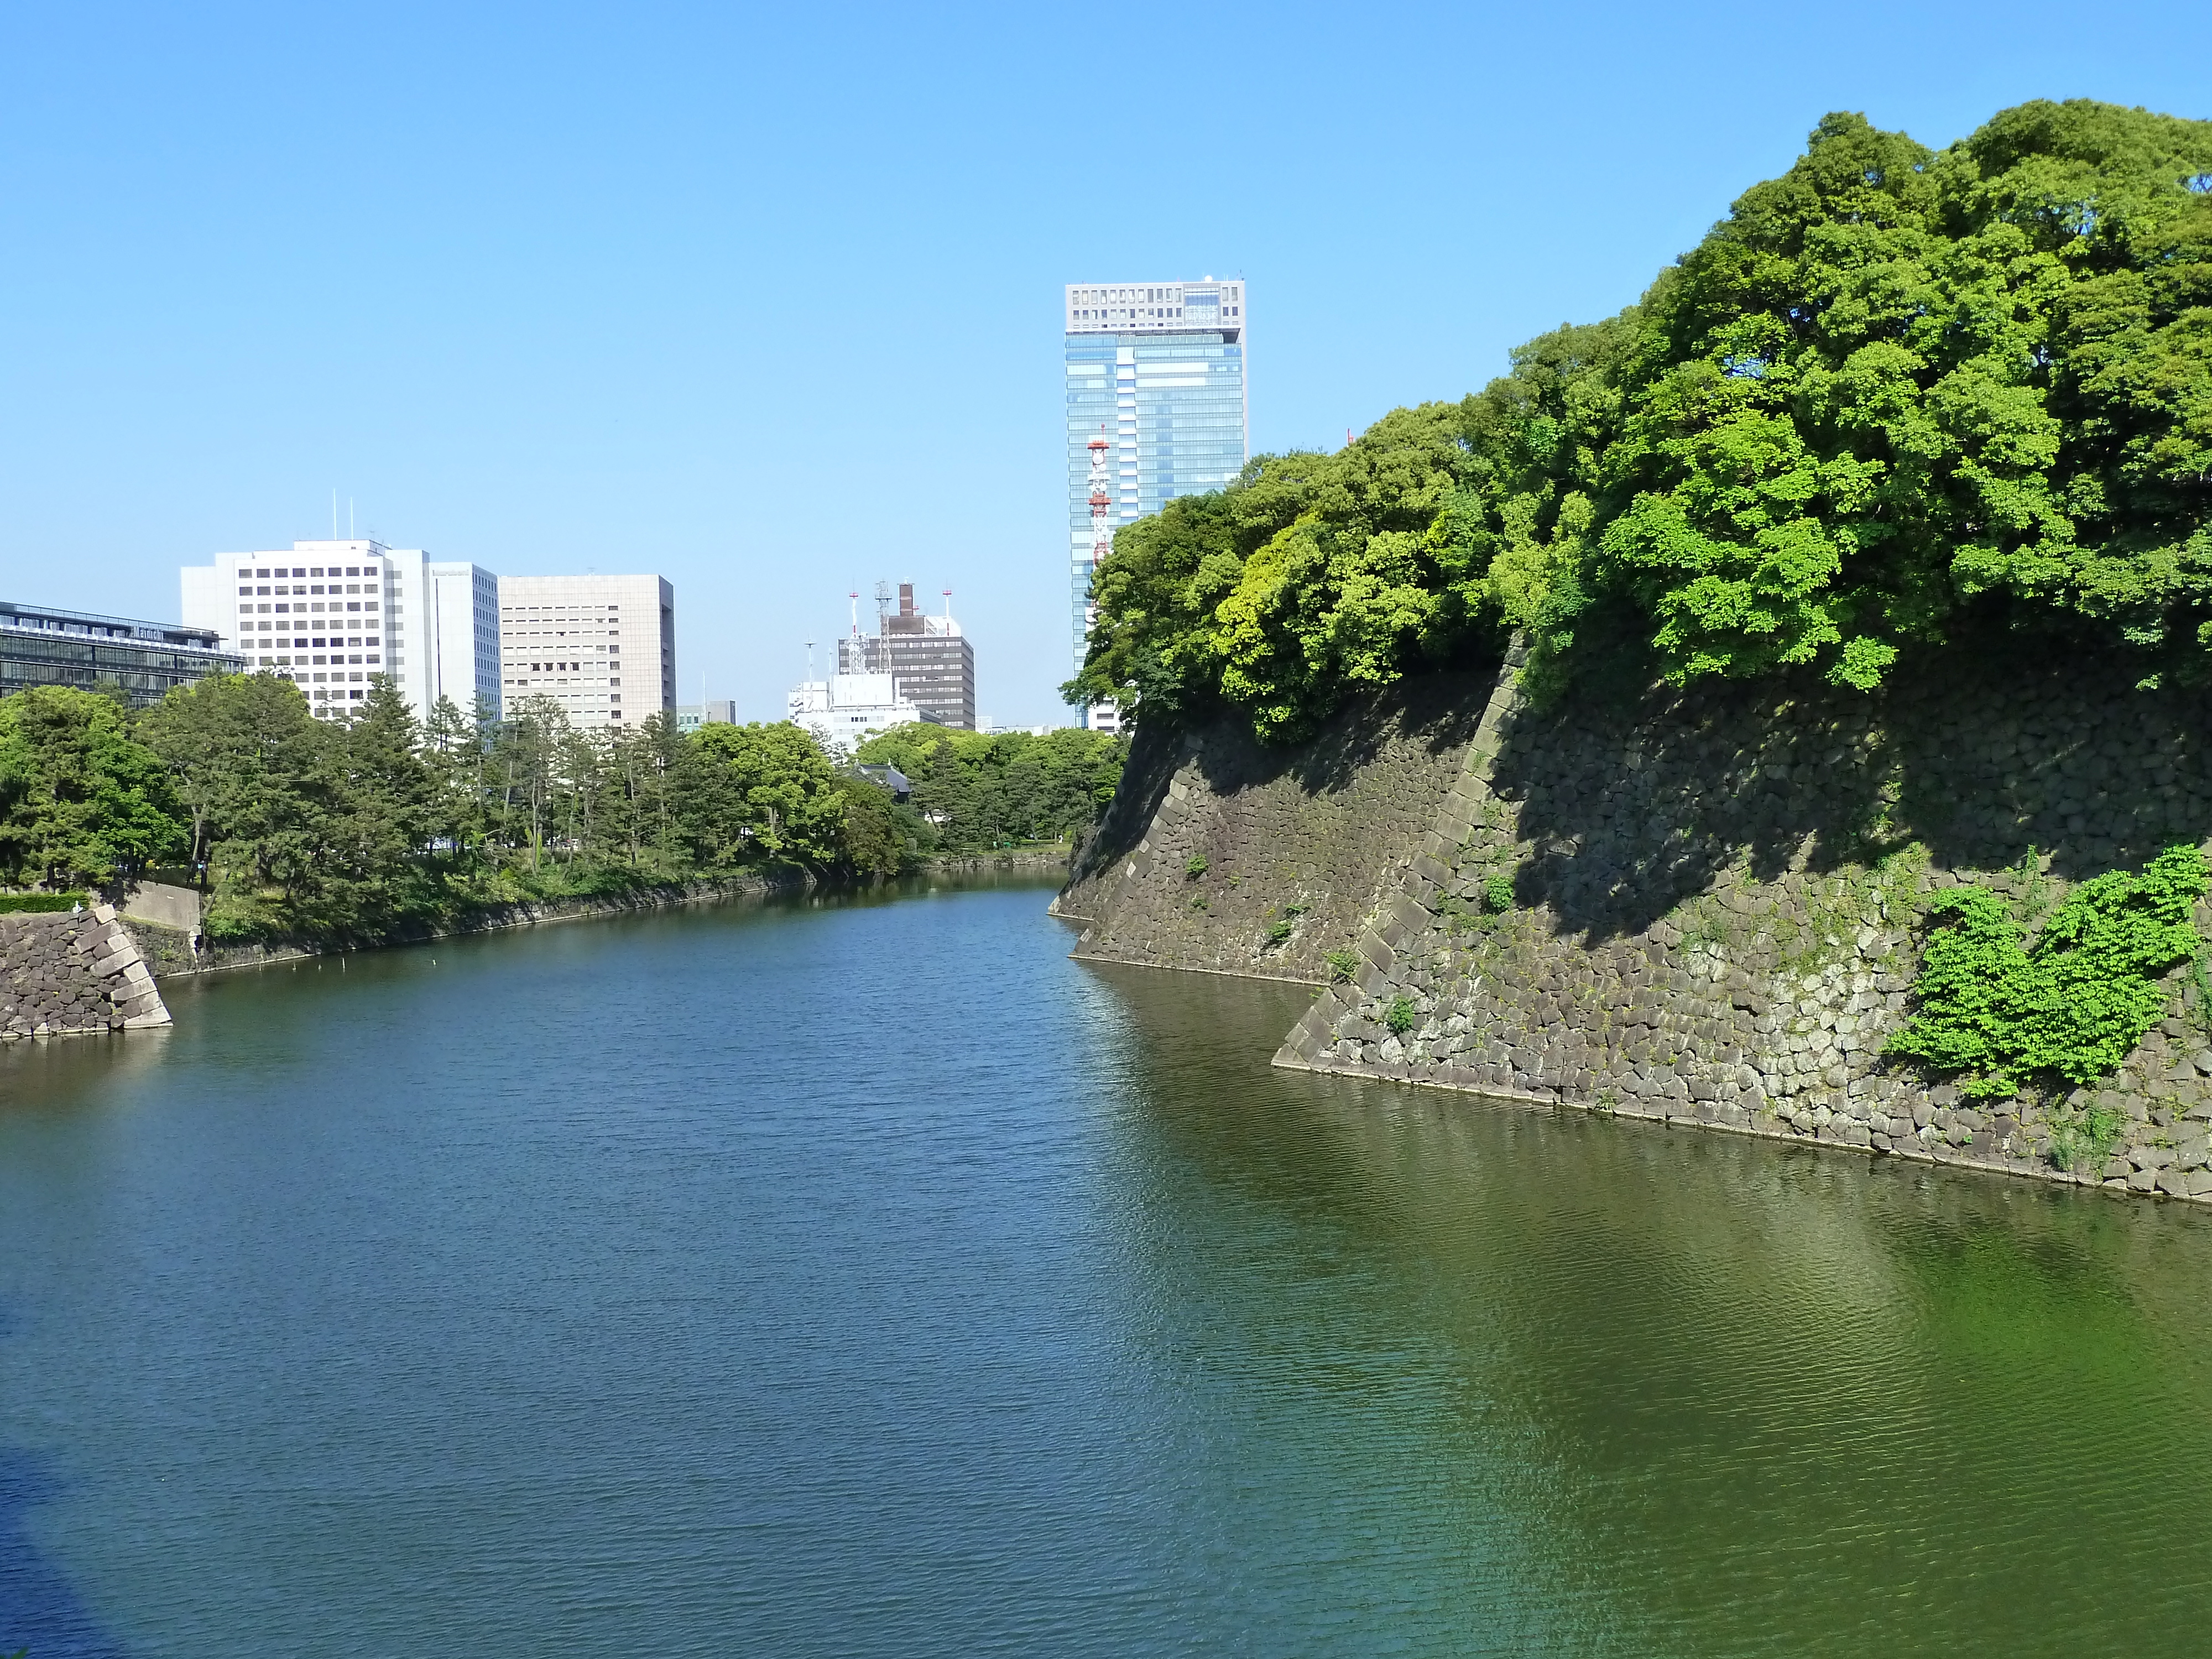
[0,686,181,886]
[851,724,1126,852]
[1069,100,2212,742]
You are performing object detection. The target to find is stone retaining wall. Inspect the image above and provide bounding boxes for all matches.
[2,904,173,1039]
[1270,643,2212,1202]
[1070,640,2212,1204]
[1053,670,1493,982]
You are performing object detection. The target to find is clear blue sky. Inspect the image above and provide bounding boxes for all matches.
[4,1,2208,724]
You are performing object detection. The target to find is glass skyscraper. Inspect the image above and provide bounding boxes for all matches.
[1065,279,1248,729]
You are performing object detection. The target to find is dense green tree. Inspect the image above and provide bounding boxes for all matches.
[675,721,847,867]
[422,693,493,860]
[830,775,922,878]
[137,672,332,905]
[1073,99,2212,741]
[852,724,1126,850]
[0,685,182,886]
[294,676,439,931]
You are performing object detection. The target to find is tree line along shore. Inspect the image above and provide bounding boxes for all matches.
[0,673,1125,947]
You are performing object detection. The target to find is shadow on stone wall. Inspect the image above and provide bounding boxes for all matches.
[1058,659,1500,981]
[1067,669,1495,903]
[1494,642,2212,948]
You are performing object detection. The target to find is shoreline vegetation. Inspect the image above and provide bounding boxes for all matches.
[0,673,1123,964]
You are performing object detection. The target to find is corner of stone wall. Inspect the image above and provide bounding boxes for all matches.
[2,905,173,1040]
[1061,671,1495,983]
[1274,635,1527,1067]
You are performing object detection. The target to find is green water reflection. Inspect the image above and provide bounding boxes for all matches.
[1085,961,2212,1655]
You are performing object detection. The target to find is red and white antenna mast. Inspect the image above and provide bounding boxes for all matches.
[1081,424,1121,732]
[1087,424,1112,600]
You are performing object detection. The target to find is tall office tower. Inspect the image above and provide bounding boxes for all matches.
[497,573,675,729]
[836,581,976,729]
[1065,278,1248,732]
[180,541,500,722]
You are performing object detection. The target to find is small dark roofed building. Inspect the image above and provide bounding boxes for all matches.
[837,582,976,730]
[2,601,245,707]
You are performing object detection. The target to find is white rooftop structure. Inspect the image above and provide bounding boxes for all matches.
[787,672,938,758]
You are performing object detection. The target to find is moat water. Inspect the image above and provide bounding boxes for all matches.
[7,877,2212,1656]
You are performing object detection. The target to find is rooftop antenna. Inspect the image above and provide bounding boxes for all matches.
[848,591,860,638]
[942,587,952,622]
[806,640,815,681]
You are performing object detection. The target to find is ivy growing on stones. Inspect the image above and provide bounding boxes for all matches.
[1886,844,2209,1100]
[1386,994,1418,1035]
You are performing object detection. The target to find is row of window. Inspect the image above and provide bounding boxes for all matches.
[239,582,377,597]
[239,565,378,580]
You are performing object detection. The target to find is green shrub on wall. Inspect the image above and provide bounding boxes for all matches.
[1887,846,2209,1099]
[0,893,86,914]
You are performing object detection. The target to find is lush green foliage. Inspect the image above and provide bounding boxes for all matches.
[1072,100,2212,741]
[850,724,1126,852]
[1887,845,2209,1098]
[1386,994,1418,1035]
[0,673,961,938]
[0,686,182,885]
[1326,949,1361,983]
[677,721,848,868]
[0,891,87,913]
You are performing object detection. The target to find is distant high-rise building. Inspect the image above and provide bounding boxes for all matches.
[179,541,499,722]
[497,573,675,730]
[836,581,975,729]
[1065,278,1248,731]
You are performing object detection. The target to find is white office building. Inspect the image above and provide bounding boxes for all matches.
[787,672,936,758]
[180,540,500,722]
[497,573,675,729]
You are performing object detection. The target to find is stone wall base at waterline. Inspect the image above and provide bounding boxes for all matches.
[1260,638,2212,1205]
[1274,1049,2212,1202]
[1068,635,2212,1205]
[925,847,1070,874]
[136,873,806,980]
[2,904,173,1039]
